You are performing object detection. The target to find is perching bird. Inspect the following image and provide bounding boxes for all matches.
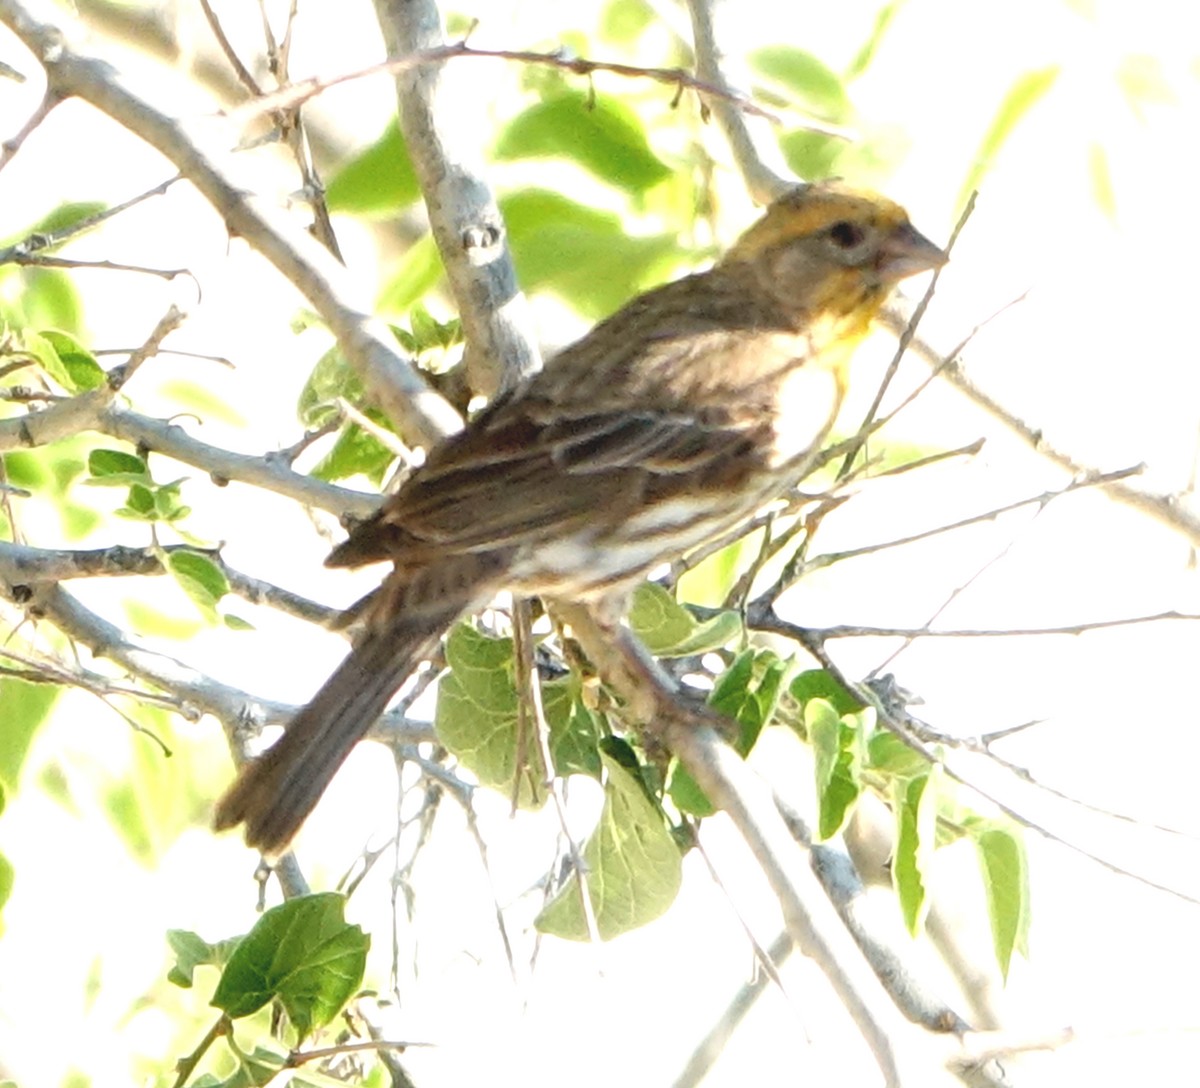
[214,179,946,853]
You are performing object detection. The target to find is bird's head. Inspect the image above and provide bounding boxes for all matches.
[724,180,947,328]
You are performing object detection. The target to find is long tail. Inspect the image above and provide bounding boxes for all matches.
[214,567,496,854]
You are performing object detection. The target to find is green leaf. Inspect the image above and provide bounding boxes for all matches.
[749,46,851,121]
[311,420,395,485]
[790,669,861,717]
[436,625,600,804]
[212,893,369,1038]
[326,120,420,214]
[972,822,1030,980]
[496,91,671,194]
[86,448,149,484]
[866,730,928,778]
[120,482,156,518]
[537,752,682,940]
[627,582,742,658]
[167,550,229,613]
[668,650,789,816]
[39,330,105,391]
[543,676,603,780]
[892,771,936,934]
[22,330,84,393]
[154,479,189,521]
[0,677,61,792]
[297,348,365,429]
[13,200,107,244]
[808,698,861,839]
[166,929,240,989]
[708,648,789,743]
[500,189,681,317]
[958,66,1059,213]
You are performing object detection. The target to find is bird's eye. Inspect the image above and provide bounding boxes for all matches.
[827,220,866,250]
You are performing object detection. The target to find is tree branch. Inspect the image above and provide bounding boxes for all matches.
[685,0,794,203]
[371,0,542,397]
[0,0,461,448]
[0,388,377,518]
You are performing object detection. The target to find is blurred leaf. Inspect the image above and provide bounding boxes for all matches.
[101,712,195,866]
[845,1,904,80]
[378,233,446,314]
[0,851,11,936]
[0,266,84,334]
[212,893,369,1038]
[501,188,680,317]
[537,752,681,940]
[326,120,419,214]
[779,130,844,181]
[892,770,936,934]
[808,698,861,839]
[750,46,851,121]
[0,678,61,792]
[971,821,1030,980]
[158,379,246,426]
[124,598,204,641]
[599,0,653,43]
[5,267,85,333]
[628,582,742,658]
[1088,141,1117,220]
[1116,53,1175,113]
[676,532,757,608]
[496,91,671,194]
[958,66,1059,213]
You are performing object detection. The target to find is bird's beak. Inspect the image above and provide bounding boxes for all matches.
[878,222,947,282]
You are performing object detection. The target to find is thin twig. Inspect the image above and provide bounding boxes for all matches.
[837,193,975,480]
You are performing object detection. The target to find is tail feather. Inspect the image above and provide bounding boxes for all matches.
[212,623,432,853]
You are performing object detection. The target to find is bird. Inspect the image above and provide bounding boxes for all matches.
[214,179,946,853]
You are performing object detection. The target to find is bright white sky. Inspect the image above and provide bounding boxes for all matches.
[0,0,1198,1085]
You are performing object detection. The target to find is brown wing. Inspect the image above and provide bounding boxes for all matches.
[329,398,764,569]
[330,272,818,571]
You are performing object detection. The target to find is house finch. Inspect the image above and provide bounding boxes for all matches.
[215,179,946,853]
